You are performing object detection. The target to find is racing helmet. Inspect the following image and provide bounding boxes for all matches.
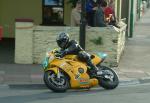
[56,32,70,48]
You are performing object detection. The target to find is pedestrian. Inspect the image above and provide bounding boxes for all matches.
[70,0,81,26]
[104,0,118,26]
[86,0,98,27]
[94,0,107,27]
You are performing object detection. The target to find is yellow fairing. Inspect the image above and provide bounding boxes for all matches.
[45,67,58,74]
[51,59,91,88]
[91,54,102,65]
[46,54,99,89]
[65,54,102,65]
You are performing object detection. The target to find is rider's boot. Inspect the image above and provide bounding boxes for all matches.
[87,60,102,76]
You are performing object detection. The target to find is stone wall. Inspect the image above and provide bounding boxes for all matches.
[33,26,79,64]
[15,21,126,67]
[15,21,34,64]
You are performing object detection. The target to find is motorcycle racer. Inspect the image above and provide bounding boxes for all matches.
[56,32,99,75]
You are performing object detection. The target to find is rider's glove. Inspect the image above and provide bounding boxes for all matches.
[60,49,68,58]
[55,52,61,57]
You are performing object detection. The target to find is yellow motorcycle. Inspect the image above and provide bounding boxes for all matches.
[42,49,119,92]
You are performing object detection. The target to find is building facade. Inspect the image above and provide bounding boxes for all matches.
[0,0,72,38]
[0,0,150,38]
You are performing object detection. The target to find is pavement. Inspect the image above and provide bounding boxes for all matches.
[117,8,150,84]
[0,9,150,87]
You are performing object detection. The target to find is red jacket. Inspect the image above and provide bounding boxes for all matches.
[104,7,113,18]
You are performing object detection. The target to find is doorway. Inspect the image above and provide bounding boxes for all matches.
[0,38,15,63]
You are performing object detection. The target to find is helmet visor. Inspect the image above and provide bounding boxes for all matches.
[57,39,67,48]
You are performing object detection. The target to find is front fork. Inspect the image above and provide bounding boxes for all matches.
[57,68,61,79]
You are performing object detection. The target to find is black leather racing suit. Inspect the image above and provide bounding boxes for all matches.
[60,40,97,70]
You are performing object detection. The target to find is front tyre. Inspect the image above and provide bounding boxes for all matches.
[98,66,119,89]
[44,70,70,92]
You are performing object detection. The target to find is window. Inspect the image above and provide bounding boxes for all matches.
[44,0,63,6]
[42,0,64,26]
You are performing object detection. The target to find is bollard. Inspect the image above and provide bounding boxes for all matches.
[0,26,3,40]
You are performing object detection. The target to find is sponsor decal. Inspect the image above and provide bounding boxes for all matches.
[60,63,66,67]
[79,78,89,84]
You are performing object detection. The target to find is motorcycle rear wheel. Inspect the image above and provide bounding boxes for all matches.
[44,70,70,92]
[97,66,119,89]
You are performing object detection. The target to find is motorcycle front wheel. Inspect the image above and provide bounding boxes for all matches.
[44,70,70,92]
[97,66,119,89]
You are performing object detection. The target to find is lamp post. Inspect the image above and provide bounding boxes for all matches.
[79,0,86,49]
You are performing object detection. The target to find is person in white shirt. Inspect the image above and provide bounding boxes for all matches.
[70,0,81,26]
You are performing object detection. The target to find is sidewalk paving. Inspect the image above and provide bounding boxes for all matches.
[118,8,150,82]
[0,64,43,84]
[0,9,150,86]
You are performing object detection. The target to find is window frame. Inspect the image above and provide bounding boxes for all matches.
[42,0,64,26]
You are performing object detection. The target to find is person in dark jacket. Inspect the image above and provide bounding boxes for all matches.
[86,0,98,27]
[94,0,107,27]
[56,32,99,75]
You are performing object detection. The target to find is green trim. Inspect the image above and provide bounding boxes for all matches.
[129,0,134,38]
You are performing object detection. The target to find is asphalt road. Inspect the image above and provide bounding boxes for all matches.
[0,83,150,103]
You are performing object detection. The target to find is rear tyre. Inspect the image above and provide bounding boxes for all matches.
[97,66,119,89]
[44,70,70,92]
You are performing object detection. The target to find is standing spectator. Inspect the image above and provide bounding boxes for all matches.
[104,3,113,21]
[70,0,81,26]
[94,0,107,27]
[86,0,98,27]
[104,0,117,26]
